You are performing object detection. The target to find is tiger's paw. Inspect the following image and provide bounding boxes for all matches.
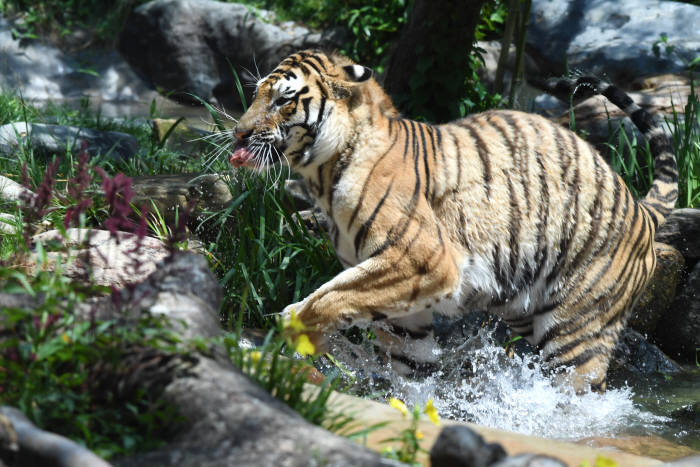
[279,303,329,356]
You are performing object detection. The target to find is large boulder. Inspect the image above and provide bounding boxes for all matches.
[0,16,156,102]
[119,0,340,108]
[29,229,171,289]
[528,0,700,82]
[610,328,682,376]
[655,208,700,261]
[653,260,700,362]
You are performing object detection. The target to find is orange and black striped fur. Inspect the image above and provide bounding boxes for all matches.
[231,50,678,393]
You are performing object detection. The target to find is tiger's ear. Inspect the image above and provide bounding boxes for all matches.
[330,64,373,99]
[342,64,373,83]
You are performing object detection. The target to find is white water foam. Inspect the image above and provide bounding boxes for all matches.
[329,326,667,441]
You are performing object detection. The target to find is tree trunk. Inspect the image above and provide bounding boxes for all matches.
[383,0,488,122]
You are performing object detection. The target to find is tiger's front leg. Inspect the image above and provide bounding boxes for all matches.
[282,227,463,353]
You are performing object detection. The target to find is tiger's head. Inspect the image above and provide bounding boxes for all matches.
[231,50,396,172]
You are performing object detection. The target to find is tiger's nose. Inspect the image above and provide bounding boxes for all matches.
[234,128,253,141]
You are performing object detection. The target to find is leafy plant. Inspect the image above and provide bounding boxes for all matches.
[0,155,186,458]
[0,0,149,46]
[606,78,700,208]
[381,398,440,465]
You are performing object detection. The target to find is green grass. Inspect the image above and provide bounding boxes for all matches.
[607,79,700,208]
[205,174,340,329]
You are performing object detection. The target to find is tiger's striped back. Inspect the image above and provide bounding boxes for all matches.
[231,50,678,393]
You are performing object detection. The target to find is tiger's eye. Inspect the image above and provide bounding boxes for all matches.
[274,96,291,107]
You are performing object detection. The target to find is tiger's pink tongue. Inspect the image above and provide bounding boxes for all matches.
[229,145,254,168]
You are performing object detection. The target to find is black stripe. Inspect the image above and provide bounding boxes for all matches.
[507,177,521,278]
[417,122,431,201]
[601,85,635,110]
[447,128,463,187]
[459,122,492,199]
[302,97,311,124]
[629,108,658,133]
[306,54,328,72]
[302,59,323,76]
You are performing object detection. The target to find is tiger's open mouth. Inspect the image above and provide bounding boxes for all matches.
[229,140,255,168]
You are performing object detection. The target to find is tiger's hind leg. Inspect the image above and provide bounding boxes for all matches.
[533,248,656,394]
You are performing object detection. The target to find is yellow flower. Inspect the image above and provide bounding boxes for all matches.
[593,456,618,467]
[61,333,71,344]
[416,429,424,440]
[424,399,440,426]
[389,397,408,418]
[249,351,262,365]
[295,334,315,356]
[284,309,306,332]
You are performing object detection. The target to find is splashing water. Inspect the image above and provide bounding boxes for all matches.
[328,325,668,441]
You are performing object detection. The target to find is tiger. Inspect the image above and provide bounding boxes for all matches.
[229,49,678,393]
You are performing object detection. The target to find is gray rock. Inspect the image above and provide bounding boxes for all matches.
[119,0,339,108]
[0,16,156,102]
[130,173,233,229]
[475,40,540,97]
[30,229,170,289]
[491,454,566,467]
[0,406,113,467]
[429,425,507,467]
[653,260,700,362]
[0,122,138,161]
[610,328,682,376]
[672,402,700,428]
[528,0,700,82]
[110,252,400,467]
[0,174,33,204]
[656,208,700,261]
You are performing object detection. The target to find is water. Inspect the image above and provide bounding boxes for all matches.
[327,325,700,459]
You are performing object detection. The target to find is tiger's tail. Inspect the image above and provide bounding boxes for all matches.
[544,76,678,230]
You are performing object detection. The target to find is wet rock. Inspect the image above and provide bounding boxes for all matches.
[610,328,682,375]
[0,16,156,102]
[119,0,340,108]
[0,122,138,161]
[656,208,700,261]
[130,173,232,229]
[434,311,534,358]
[528,0,700,82]
[429,425,507,467]
[29,228,170,289]
[628,242,685,335]
[150,118,213,155]
[653,261,700,363]
[672,402,700,428]
[491,454,566,467]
